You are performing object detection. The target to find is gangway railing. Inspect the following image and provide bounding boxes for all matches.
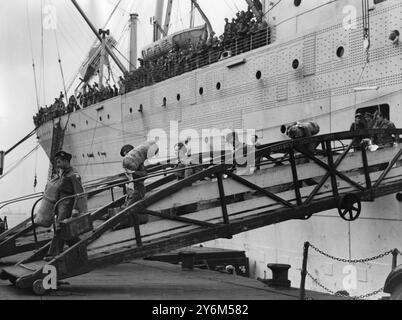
[0,168,179,259]
[2,129,402,294]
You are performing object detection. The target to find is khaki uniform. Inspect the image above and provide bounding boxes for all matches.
[373,119,396,146]
[48,167,86,256]
[121,164,149,226]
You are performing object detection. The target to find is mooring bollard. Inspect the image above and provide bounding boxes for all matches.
[300,242,310,300]
[267,264,291,288]
[179,251,196,271]
[392,249,399,271]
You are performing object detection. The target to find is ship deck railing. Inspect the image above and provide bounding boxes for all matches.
[36,27,274,124]
[125,27,274,93]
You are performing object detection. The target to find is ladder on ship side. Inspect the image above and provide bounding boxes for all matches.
[1,129,402,295]
[47,120,65,180]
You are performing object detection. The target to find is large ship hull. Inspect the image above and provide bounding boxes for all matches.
[36,0,402,298]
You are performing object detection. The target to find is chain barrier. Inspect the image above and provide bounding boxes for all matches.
[308,242,394,264]
[304,270,384,300]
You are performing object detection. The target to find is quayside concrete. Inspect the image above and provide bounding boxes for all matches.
[0,255,348,300]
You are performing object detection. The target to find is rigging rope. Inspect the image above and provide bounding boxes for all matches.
[223,0,236,15]
[34,144,39,191]
[39,0,46,106]
[26,0,40,111]
[112,44,136,71]
[53,31,69,106]
[0,145,41,181]
[5,129,37,156]
[362,0,371,63]
[49,0,69,105]
[263,0,283,17]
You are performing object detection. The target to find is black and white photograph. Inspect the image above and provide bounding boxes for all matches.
[0,0,402,305]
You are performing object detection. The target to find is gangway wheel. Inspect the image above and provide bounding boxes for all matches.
[32,279,48,296]
[337,194,361,222]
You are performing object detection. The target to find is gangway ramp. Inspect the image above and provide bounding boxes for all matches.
[0,173,175,259]
[1,129,402,294]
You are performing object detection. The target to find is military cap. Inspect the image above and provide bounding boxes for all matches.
[54,151,72,161]
[355,113,363,118]
[120,144,134,157]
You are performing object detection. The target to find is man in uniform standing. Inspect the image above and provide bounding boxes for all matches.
[373,112,397,147]
[46,151,87,258]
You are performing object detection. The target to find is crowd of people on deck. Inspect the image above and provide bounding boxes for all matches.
[33,81,122,128]
[33,6,271,127]
[125,6,270,92]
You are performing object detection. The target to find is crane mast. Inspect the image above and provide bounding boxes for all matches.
[164,0,174,35]
[70,0,128,76]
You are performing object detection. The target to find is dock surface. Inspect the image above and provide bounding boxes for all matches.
[0,256,347,300]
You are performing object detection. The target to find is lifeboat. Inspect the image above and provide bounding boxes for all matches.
[141,24,208,61]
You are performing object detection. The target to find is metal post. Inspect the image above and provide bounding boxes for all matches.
[361,141,373,196]
[326,140,339,197]
[129,14,139,72]
[300,242,310,300]
[289,149,302,206]
[99,29,110,90]
[30,198,42,250]
[392,249,399,270]
[133,212,143,247]
[111,187,115,203]
[217,173,232,239]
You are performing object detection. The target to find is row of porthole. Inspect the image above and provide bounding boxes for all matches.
[76,45,343,120]
[81,152,107,158]
[291,47,345,70]
[127,74,264,113]
[73,114,111,128]
[199,82,222,96]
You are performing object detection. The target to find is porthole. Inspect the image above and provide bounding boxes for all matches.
[292,59,299,69]
[256,71,262,80]
[216,82,221,90]
[107,114,110,120]
[199,87,204,95]
[177,94,181,101]
[139,104,143,112]
[82,154,85,158]
[86,120,89,125]
[294,0,302,6]
[130,108,133,114]
[99,116,103,122]
[336,46,345,58]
